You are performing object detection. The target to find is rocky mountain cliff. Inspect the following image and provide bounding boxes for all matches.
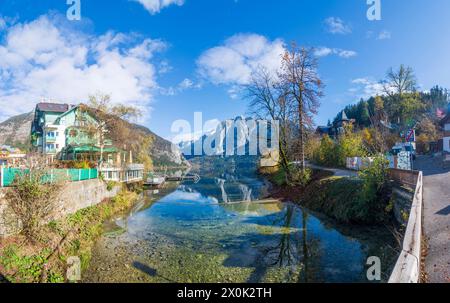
[178,116,274,159]
[0,112,34,149]
[0,112,187,167]
[132,124,188,167]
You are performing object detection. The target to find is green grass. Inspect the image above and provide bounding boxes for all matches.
[263,165,392,225]
[300,177,390,224]
[270,166,288,186]
[0,190,139,283]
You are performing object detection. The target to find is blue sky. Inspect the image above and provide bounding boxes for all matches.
[1,0,450,141]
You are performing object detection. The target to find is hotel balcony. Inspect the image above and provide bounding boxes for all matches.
[45,149,57,154]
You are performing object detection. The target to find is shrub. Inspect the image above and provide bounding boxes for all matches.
[73,160,93,169]
[357,155,392,220]
[336,129,367,167]
[6,169,66,242]
[291,167,313,187]
[106,181,117,192]
[313,129,367,168]
[313,135,337,167]
[359,155,390,202]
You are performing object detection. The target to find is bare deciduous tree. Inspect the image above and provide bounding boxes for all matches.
[246,44,324,182]
[245,67,294,182]
[280,44,324,172]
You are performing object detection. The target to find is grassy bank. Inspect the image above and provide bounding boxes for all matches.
[300,176,391,224]
[0,189,139,283]
[262,166,393,225]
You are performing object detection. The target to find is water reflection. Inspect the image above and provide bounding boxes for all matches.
[86,158,398,283]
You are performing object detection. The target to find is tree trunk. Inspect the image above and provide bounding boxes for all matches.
[279,126,292,184]
[298,102,306,172]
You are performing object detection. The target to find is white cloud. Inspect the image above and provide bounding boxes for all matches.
[349,77,385,99]
[338,50,357,58]
[324,17,351,35]
[179,78,194,90]
[159,78,202,96]
[314,47,357,58]
[377,30,391,40]
[0,14,167,122]
[0,17,6,31]
[134,0,185,15]
[314,47,333,57]
[197,33,286,86]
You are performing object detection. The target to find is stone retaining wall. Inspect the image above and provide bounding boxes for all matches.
[0,180,121,238]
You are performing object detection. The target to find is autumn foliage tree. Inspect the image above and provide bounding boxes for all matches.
[80,94,143,164]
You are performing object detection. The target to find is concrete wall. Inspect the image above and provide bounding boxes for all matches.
[0,179,121,238]
[389,169,423,283]
[444,137,450,153]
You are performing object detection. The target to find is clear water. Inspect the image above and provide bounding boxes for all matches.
[84,159,399,283]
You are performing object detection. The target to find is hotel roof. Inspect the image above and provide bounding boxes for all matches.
[36,102,70,113]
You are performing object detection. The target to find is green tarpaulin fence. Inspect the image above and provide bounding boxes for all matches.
[0,168,98,187]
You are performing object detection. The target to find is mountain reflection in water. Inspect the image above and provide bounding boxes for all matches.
[84,158,399,283]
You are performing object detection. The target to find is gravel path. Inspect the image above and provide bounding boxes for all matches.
[303,162,358,178]
[414,156,450,283]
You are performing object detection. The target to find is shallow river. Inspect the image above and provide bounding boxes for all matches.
[84,160,399,283]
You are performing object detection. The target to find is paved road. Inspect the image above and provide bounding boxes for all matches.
[414,156,450,283]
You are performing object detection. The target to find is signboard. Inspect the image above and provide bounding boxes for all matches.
[397,151,412,170]
[406,129,415,143]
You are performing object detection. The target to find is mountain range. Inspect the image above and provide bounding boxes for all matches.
[178,116,275,158]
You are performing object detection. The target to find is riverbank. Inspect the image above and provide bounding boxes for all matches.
[261,166,394,225]
[0,189,139,283]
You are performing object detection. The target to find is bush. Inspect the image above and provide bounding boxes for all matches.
[6,169,66,242]
[299,155,392,224]
[106,181,117,192]
[358,155,390,203]
[54,160,96,169]
[313,135,337,167]
[313,129,367,168]
[291,167,313,187]
[336,128,367,167]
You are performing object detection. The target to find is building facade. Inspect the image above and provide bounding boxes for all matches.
[316,110,355,138]
[31,103,71,155]
[441,114,450,153]
[0,145,26,166]
[31,102,117,162]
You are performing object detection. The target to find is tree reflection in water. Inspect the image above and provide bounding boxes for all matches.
[219,202,322,283]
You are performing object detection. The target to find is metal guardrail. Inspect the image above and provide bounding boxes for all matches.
[0,167,98,187]
[388,169,423,283]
